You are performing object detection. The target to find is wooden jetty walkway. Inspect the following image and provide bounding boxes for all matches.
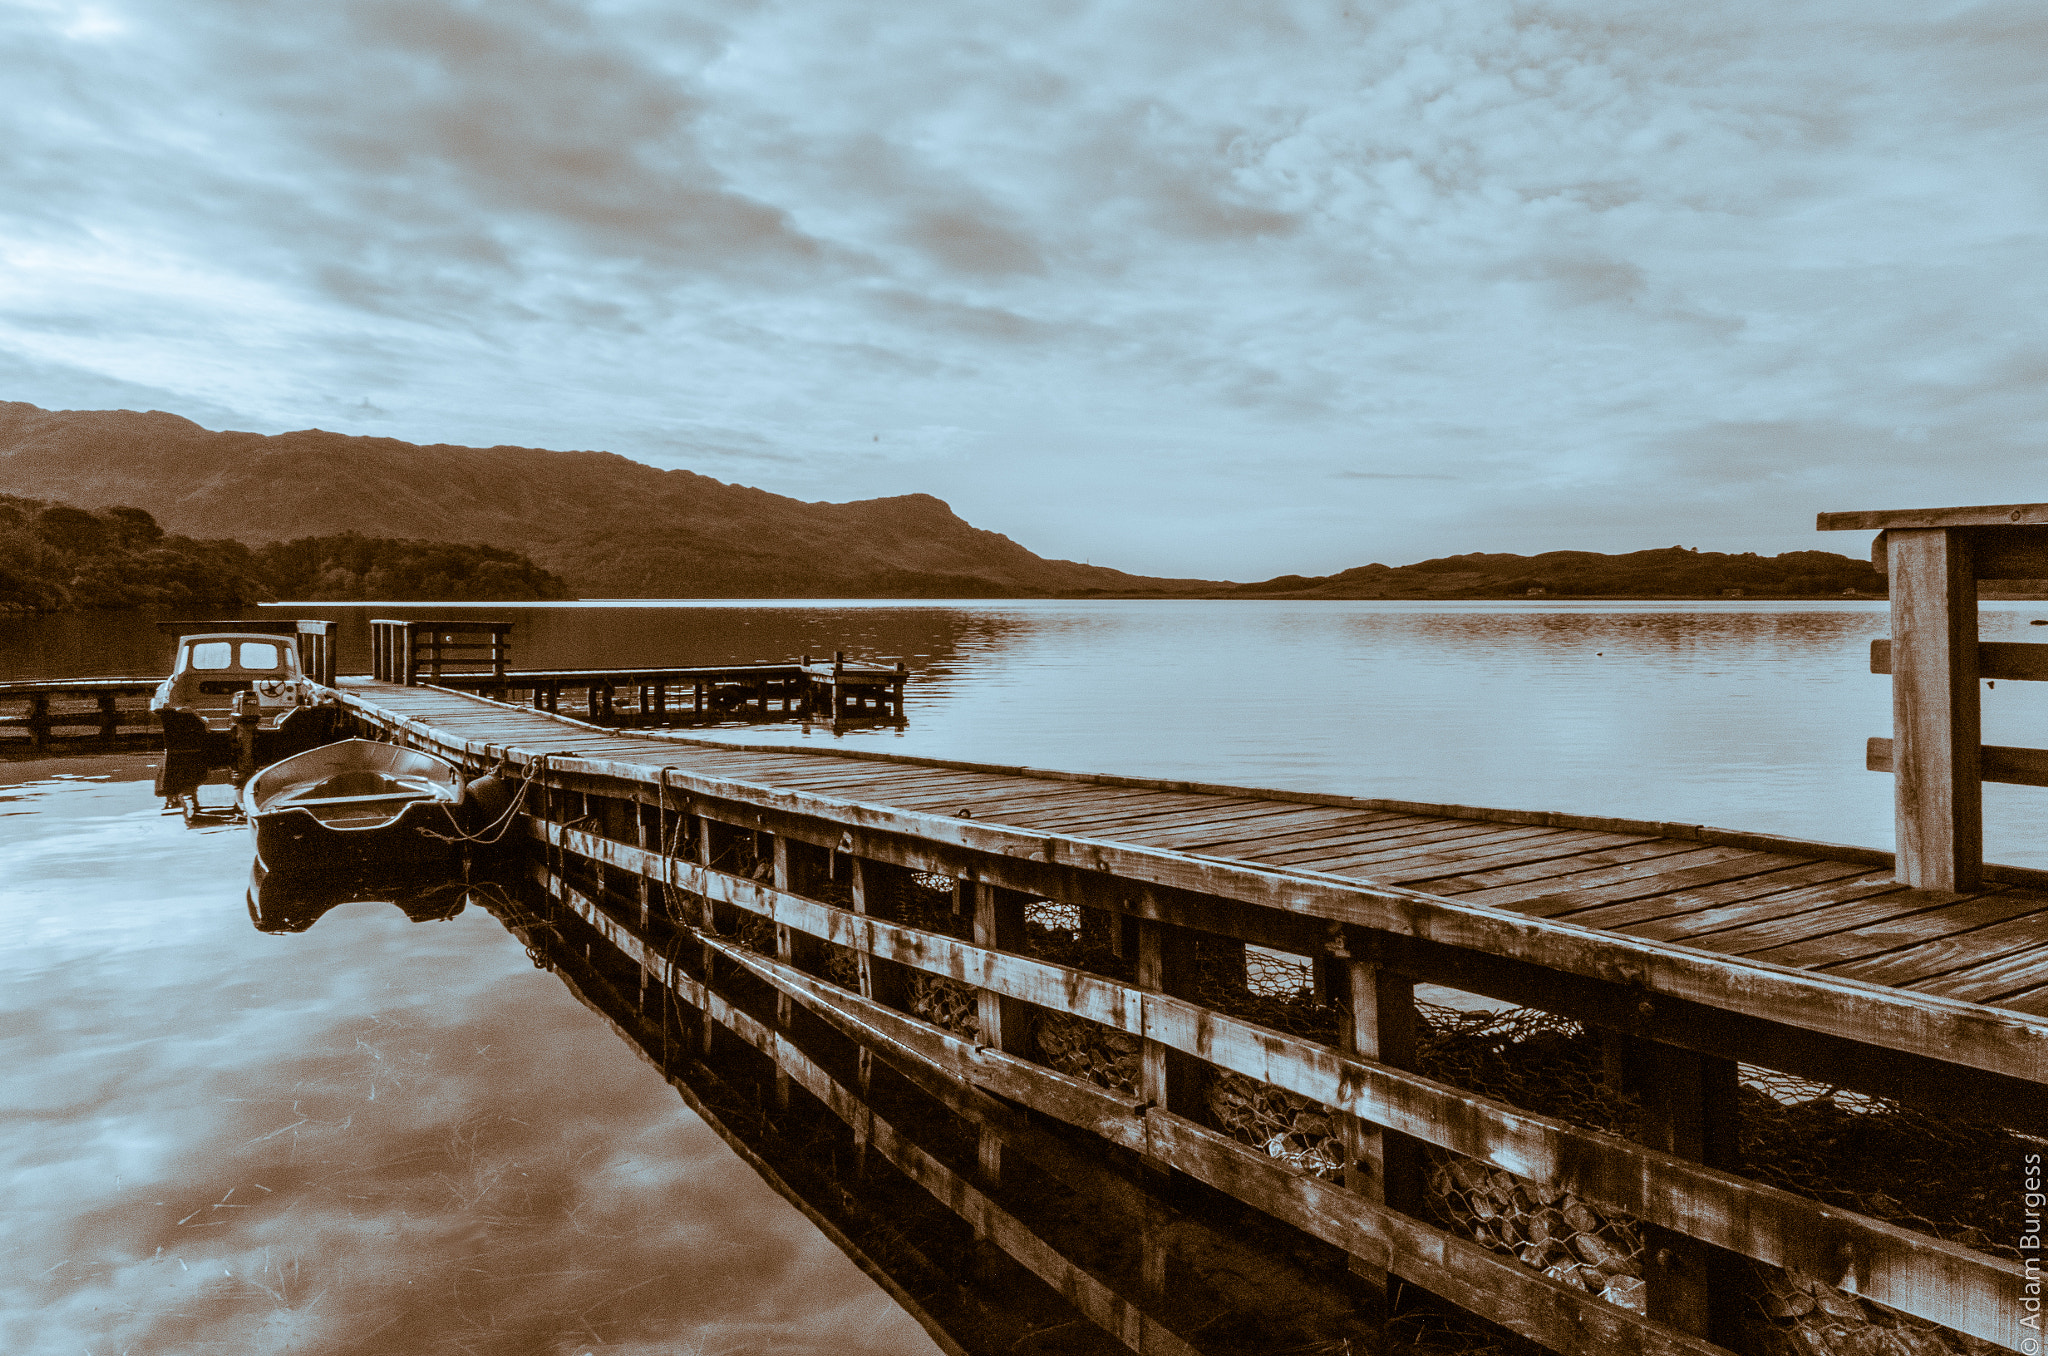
[366,617,906,724]
[319,499,2048,1356]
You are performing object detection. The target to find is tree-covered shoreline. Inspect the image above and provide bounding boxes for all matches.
[0,496,571,612]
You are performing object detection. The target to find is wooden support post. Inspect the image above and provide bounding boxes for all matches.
[974,880,1034,1185]
[95,692,117,741]
[1137,913,1202,1175]
[27,693,49,750]
[972,882,1031,1055]
[1620,1037,1742,1343]
[849,857,910,1009]
[697,816,718,982]
[1887,529,1982,890]
[1327,955,1423,1296]
[635,801,654,931]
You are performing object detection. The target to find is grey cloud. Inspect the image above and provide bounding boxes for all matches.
[901,208,1045,276]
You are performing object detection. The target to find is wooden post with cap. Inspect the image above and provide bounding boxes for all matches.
[1820,501,2048,891]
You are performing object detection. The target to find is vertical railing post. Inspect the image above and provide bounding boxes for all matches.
[973,879,1036,1185]
[972,882,1030,1054]
[1325,951,1422,1295]
[849,857,910,1010]
[1887,528,1981,890]
[1621,1038,1742,1343]
[1136,909,1201,1176]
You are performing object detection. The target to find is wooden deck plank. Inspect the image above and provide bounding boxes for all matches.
[1161,809,1410,852]
[1810,905,2048,987]
[1414,841,1719,901]
[1675,889,1994,957]
[1238,817,1557,865]
[1288,827,1621,878]
[1167,809,1432,854]
[1005,798,1296,835]
[1102,804,1378,846]
[1360,831,1671,885]
[1902,938,2048,1003]
[1621,875,1917,945]
[1557,860,1880,931]
[1310,825,1622,871]
[1473,850,1820,917]
[1992,981,2048,1016]
[883,783,1201,818]
[1748,894,2048,974]
[752,765,1025,795]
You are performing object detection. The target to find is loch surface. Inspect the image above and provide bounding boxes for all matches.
[9,599,2048,1354]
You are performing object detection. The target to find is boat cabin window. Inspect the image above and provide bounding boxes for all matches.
[182,640,290,671]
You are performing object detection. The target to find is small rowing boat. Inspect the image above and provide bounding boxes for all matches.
[245,739,468,873]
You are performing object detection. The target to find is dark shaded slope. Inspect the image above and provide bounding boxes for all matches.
[0,402,1209,598]
[1227,546,1885,599]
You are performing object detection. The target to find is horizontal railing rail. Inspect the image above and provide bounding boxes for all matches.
[527,818,2023,1345]
[542,867,1729,1356]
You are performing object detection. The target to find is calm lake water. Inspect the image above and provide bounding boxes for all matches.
[8,599,2048,1353]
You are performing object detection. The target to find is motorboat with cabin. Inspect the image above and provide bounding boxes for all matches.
[152,630,341,813]
[243,738,471,873]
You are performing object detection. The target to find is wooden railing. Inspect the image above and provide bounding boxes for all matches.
[421,659,907,726]
[368,619,511,685]
[1821,504,2048,889]
[337,690,2038,1356]
[0,679,160,747]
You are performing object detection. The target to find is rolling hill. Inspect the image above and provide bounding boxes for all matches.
[0,402,1208,598]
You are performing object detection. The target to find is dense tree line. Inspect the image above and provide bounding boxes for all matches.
[0,497,571,611]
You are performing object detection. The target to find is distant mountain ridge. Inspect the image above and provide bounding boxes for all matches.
[0,401,1893,600]
[0,402,1209,598]
[1224,547,1885,598]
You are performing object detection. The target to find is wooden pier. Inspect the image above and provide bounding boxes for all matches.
[367,618,906,724]
[321,498,2048,1356]
[0,619,343,752]
[0,677,160,750]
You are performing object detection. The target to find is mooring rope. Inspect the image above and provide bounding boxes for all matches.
[421,751,553,845]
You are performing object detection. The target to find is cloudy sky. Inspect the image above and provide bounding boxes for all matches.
[4,0,2045,578]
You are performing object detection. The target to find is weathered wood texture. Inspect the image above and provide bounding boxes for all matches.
[336,678,2042,1355]
[1871,639,2048,683]
[1819,503,2048,531]
[525,821,2028,1348]
[1884,529,1983,891]
[545,869,1735,1356]
[0,679,160,746]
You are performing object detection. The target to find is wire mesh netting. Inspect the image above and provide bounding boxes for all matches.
[687,851,2027,1353]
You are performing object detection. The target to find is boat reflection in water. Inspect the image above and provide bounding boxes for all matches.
[447,870,1484,1356]
[245,860,474,934]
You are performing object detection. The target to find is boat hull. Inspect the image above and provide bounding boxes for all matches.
[245,738,469,876]
[251,799,465,875]
[155,704,342,798]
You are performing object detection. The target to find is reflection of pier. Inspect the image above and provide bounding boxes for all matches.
[494,868,1387,1356]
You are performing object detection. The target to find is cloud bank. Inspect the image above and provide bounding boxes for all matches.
[3,0,2045,574]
